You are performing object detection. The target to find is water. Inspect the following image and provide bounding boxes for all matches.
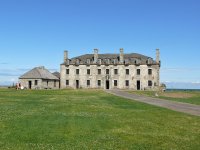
[166,89,200,92]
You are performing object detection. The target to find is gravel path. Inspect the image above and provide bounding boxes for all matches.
[106,90,200,117]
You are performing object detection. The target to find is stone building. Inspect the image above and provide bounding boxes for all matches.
[19,66,59,89]
[60,48,160,90]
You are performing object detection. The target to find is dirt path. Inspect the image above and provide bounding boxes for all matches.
[106,90,200,117]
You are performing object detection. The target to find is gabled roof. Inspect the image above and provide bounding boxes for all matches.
[52,72,60,79]
[19,66,59,80]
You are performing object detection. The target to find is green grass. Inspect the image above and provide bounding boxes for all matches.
[159,91,200,105]
[129,90,200,105]
[0,89,200,149]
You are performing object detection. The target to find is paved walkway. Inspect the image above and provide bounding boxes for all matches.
[106,90,200,117]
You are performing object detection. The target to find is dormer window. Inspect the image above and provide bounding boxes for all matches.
[113,59,118,65]
[97,59,101,65]
[135,59,141,66]
[86,59,90,65]
[147,58,153,65]
[125,59,129,65]
[75,59,80,66]
[106,59,110,65]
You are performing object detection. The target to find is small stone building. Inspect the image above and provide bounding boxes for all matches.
[60,48,160,90]
[19,66,59,89]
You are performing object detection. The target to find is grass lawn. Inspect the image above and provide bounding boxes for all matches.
[0,89,200,149]
[129,90,200,105]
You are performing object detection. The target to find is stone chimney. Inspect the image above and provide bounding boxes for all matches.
[156,48,160,63]
[64,50,68,62]
[120,48,124,63]
[94,49,98,63]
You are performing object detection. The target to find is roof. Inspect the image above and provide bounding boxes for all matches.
[52,72,60,79]
[19,66,59,80]
[61,53,158,65]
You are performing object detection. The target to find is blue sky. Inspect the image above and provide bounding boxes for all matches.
[0,0,200,88]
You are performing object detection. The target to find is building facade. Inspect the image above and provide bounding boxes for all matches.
[60,49,160,90]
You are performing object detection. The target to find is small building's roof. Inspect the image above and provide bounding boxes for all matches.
[52,72,60,79]
[19,66,59,80]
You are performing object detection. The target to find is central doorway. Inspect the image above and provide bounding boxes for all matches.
[106,80,109,89]
[137,80,140,90]
[76,80,79,89]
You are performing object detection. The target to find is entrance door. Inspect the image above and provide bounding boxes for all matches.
[137,80,140,90]
[106,80,109,89]
[28,81,32,89]
[76,80,79,89]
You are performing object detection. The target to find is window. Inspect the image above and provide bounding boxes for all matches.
[66,80,69,85]
[34,80,38,86]
[98,80,101,86]
[97,59,101,65]
[113,59,117,65]
[87,69,90,75]
[148,80,152,87]
[148,69,152,75]
[54,80,56,87]
[125,80,129,86]
[126,69,129,75]
[137,69,140,75]
[106,59,110,64]
[76,69,79,75]
[76,59,80,65]
[114,69,118,75]
[106,69,109,74]
[114,80,118,86]
[87,59,90,65]
[47,81,49,86]
[98,69,101,75]
[66,69,69,74]
[87,80,90,86]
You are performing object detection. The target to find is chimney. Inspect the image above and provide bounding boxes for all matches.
[156,48,160,63]
[94,49,98,63]
[120,48,124,63]
[64,50,68,62]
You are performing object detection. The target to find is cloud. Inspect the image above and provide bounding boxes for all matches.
[0,62,9,65]
[0,68,26,77]
[0,73,20,76]
[162,81,200,89]
[161,67,200,72]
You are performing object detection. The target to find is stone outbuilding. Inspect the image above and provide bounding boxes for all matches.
[19,66,59,89]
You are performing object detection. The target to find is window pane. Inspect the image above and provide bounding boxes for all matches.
[87,80,90,86]
[114,80,117,86]
[148,69,152,75]
[126,69,129,75]
[137,69,140,75]
[114,69,118,74]
[66,69,69,74]
[76,69,79,74]
[87,69,90,75]
[106,69,109,74]
[125,80,129,86]
[148,80,152,86]
[98,80,101,86]
[98,69,101,74]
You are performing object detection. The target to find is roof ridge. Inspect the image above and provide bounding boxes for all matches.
[36,67,43,79]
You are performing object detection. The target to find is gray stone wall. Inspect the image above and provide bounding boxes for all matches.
[60,64,160,90]
[19,79,59,89]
